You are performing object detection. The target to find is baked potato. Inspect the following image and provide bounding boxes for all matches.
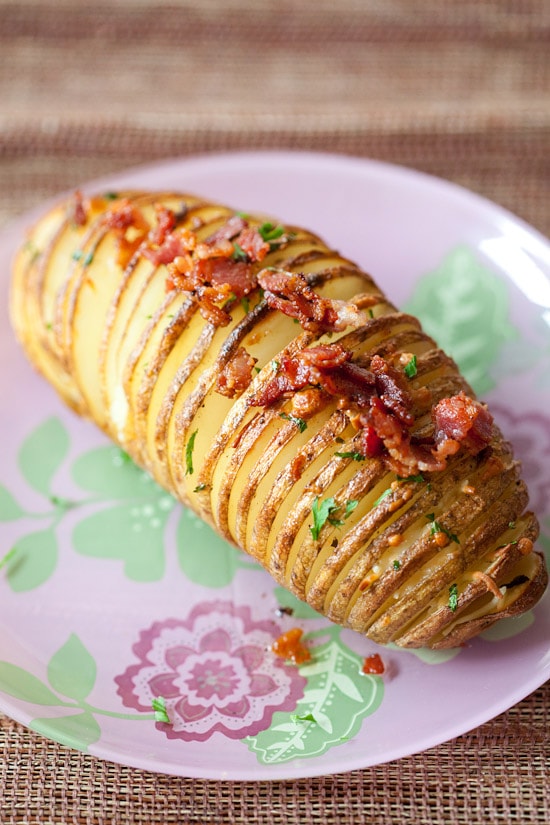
[10,189,547,649]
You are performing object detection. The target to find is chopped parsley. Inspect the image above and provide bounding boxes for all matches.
[396,473,425,483]
[185,430,198,476]
[271,360,280,372]
[334,450,366,461]
[373,488,392,508]
[259,222,285,243]
[235,210,250,219]
[151,696,171,724]
[104,191,119,200]
[279,412,307,433]
[425,513,460,544]
[368,308,375,319]
[241,296,250,314]
[232,242,248,262]
[72,249,93,266]
[448,583,459,612]
[393,559,401,571]
[193,483,207,493]
[404,354,418,378]
[310,496,357,540]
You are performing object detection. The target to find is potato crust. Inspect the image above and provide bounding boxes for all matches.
[10,189,547,649]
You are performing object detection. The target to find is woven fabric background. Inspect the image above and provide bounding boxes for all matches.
[0,1,548,823]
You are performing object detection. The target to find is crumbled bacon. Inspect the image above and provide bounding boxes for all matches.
[167,250,257,326]
[236,227,270,262]
[432,392,494,455]
[369,354,414,426]
[141,207,196,266]
[258,270,342,333]
[250,342,493,475]
[104,199,149,232]
[258,269,367,333]
[216,347,257,398]
[206,215,248,243]
[271,627,311,665]
[103,199,150,268]
[362,653,385,675]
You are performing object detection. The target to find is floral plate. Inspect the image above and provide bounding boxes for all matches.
[0,151,549,781]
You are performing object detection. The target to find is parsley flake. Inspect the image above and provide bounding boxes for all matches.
[393,559,401,570]
[193,483,207,493]
[448,583,459,612]
[335,451,366,461]
[397,473,425,483]
[151,696,171,724]
[404,354,417,378]
[279,412,307,433]
[373,488,392,507]
[232,242,248,262]
[310,496,356,539]
[185,430,198,476]
[425,513,460,544]
[259,222,285,243]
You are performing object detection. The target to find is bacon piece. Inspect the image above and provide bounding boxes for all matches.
[141,206,198,266]
[206,215,248,243]
[216,347,257,398]
[167,254,257,326]
[250,342,492,474]
[370,354,414,426]
[271,627,311,665]
[104,199,148,232]
[433,392,493,455]
[258,269,342,333]
[102,199,150,268]
[71,190,88,226]
[259,268,367,333]
[235,227,270,263]
[142,234,187,266]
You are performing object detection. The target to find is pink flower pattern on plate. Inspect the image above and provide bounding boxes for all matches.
[115,601,306,741]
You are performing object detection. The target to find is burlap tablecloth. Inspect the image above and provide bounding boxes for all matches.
[0,2,548,822]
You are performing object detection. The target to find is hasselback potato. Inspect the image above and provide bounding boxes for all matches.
[10,189,547,649]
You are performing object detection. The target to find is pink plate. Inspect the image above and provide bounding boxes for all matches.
[0,151,548,780]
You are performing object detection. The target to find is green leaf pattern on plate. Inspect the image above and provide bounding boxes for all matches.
[404,247,518,395]
[18,417,70,497]
[0,635,155,754]
[245,628,384,764]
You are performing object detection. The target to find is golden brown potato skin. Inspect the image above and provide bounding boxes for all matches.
[10,190,547,649]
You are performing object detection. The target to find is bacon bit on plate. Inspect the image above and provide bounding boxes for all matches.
[216,347,258,398]
[271,627,312,665]
[362,653,385,675]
